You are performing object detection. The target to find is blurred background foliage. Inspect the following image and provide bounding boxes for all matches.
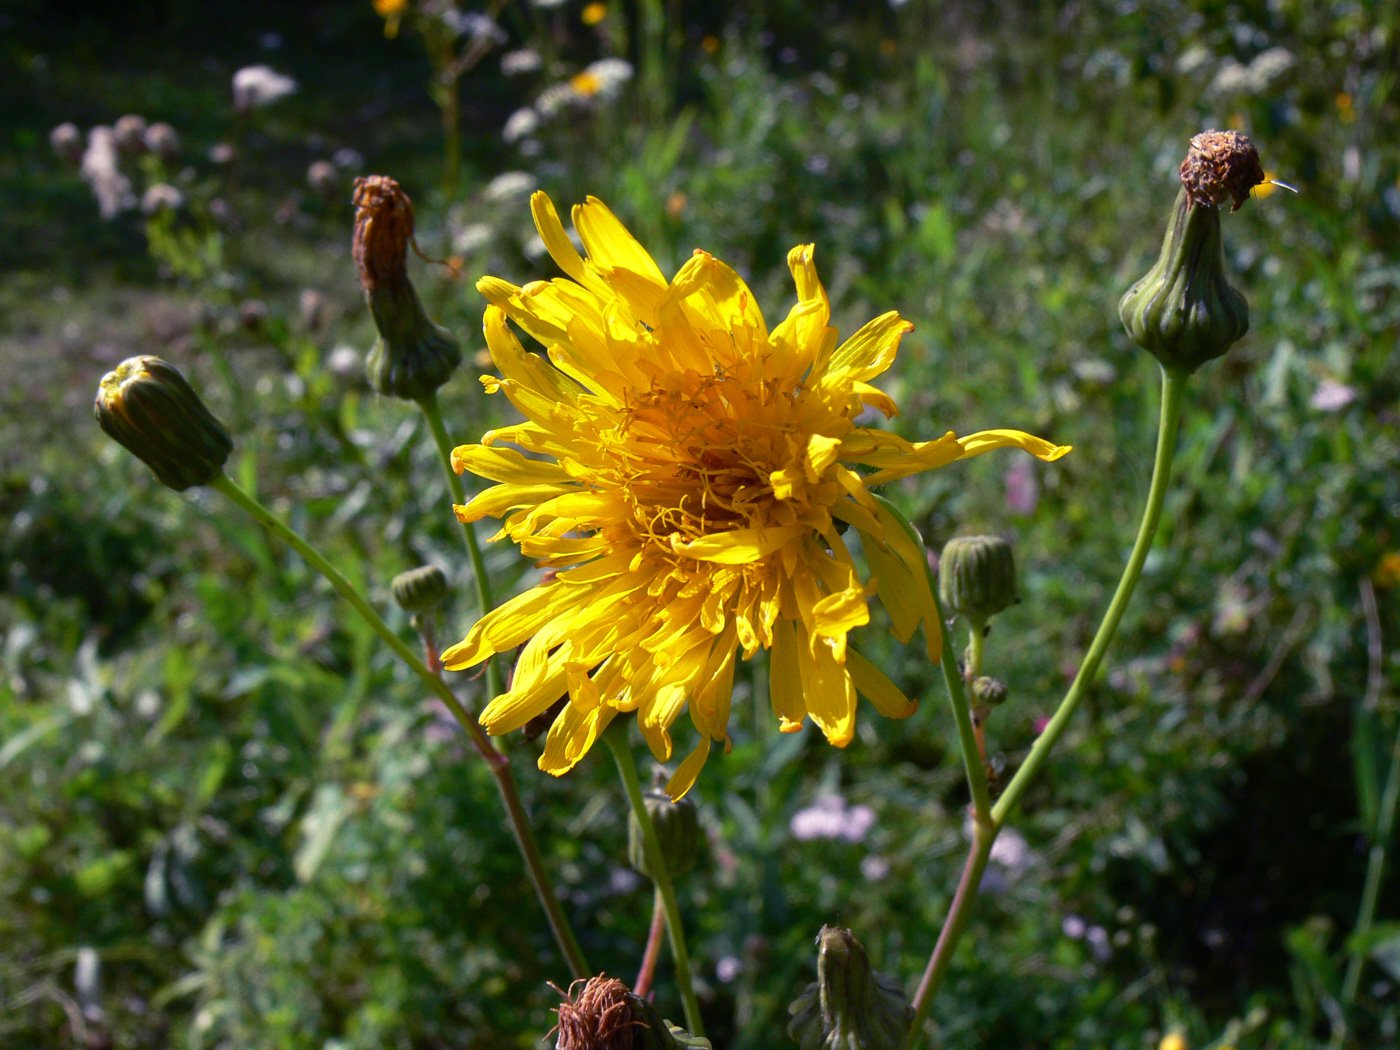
[3,0,1400,1047]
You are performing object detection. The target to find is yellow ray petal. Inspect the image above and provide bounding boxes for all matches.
[957,429,1072,461]
[795,623,857,746]
[665,735,711,801]
[769,618,807,731]
[672,524,803,564]
[530,191,614,299]
[573,196,667,286]
[847,648,917,719]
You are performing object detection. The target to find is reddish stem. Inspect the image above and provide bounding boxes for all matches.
[634,887,666,999]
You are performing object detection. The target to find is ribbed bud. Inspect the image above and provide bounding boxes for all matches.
[628,776,702,880]
[787,927,912,1050]
[95,355,232,491]
[938,535,1017,622]
[353,175,461,401]
[970,676,1008,708]
[391,565,449,613]
[1119,187,1249,373]
[553,976,711,1050]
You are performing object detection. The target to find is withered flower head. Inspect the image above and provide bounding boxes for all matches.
[552,977,638,1050]
[1179,130,1265,212]
[352,175,415,290]
[352,175,462,400]
[550,977,710,1050]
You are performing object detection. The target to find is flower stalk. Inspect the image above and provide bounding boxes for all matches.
[603,726,704,1037]
[902,365,1188,1048]
[207,471,588,980]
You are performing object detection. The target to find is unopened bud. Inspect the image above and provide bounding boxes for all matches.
[628,774,702,880]
[971,676,1008,708]
[787,927,912,1050]
[95,356,232,491]
[938,535,1017,622]
[50,123,83,165]
[391,565,449,613]
[144,122,180,162]
[353,175,462,401]
[113,114,148,155]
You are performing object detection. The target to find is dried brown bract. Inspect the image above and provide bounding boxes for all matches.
[551,977,640,1050]
[352,175,415,290]
[1179,130,1266,212]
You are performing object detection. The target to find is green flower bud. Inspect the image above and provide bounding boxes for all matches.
[787,927,912,1050]
[938,535,1017,622]
[95,355,232,491]
[971,676,1008,708]
[364,282,462,400]
[628,775,702,881]
[1118,187,1249,374]
[391,565,449,613]
[353,175,462,401]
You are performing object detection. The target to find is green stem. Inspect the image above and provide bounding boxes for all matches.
[208,472,588,980]
[417,391,502,700]
[876,495,994,828]
[1342,710,1400,1004]
[967,620,986,679]
[991,365,1186,830]
[603,727,704,1036]
[902,365,1188,1047]
[903,824,995,1050]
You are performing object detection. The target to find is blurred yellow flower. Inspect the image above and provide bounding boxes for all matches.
[1158,1033,1187,1050]
[1252,171,1280,201]
[570,70,602,97]
[1337,91,1355,123]
[373,0,407,38]
[581,2,607,25]
[442,193,1069,798]
[1374,551,1400,589]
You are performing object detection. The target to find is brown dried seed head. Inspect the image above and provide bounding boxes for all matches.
[552,977,640,1050]
[352,175,415,290]
[1179,130,1266,213]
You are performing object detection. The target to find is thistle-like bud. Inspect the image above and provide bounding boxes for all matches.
[1119,131,1262,374]
[353,175,461,401]
[938,535,1017,623]
[971,676,1008,708]
[95,355,232,491]
[628,774,702,880]
[787,927,913,1050]
[391,565,450,613]
[553,976,710,1050]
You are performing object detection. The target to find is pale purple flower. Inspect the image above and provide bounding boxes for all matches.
[50,123,83,164]
[502,49,543,76]
[1310,378,1357,412]
[1062,915,1087,939]
[859,854,891,881]
[233,65,297,111]
[81,127,135,218]
[715,955,742,982]
[1004,455,1040,515]
[789,796,876,843]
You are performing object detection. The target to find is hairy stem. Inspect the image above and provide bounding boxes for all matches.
[417,391,502,699]
[209,472,588,979]
[604,727,704,1036]
[903,365,1187,1047]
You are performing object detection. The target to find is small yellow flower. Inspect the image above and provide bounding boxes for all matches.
[1159,1032,1188,1050]
[701,35,720,54]
[570,70,602,98]
[443,193,1070,798]
[1336,91,1355,123]
[373,0,407,38]
[1374,551,1400,589]
[1252,171,1279,201]
[581,1,607,25]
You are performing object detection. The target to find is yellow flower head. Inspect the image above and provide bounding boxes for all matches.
[443,193,1070,798]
